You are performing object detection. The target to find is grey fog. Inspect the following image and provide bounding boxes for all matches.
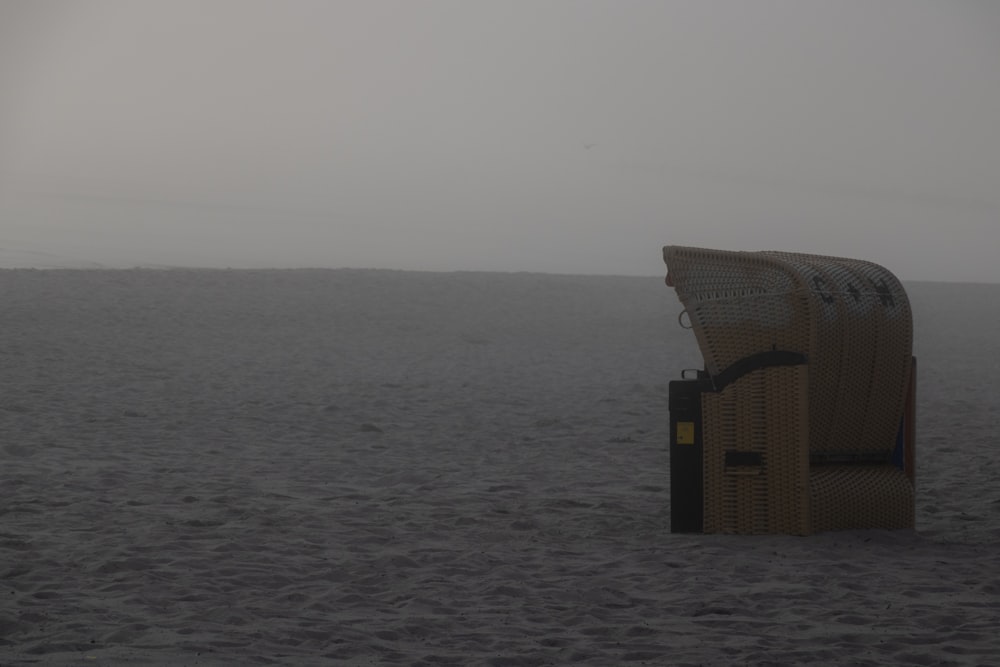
[1,0,998,282]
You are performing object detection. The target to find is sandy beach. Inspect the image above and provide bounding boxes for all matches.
[2,269,998,666]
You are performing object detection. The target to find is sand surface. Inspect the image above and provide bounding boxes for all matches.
[1,269,998,666]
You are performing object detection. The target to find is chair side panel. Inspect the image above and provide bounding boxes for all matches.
[702,365,811,535]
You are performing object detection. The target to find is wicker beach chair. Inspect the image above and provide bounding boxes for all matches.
[664,246,916,535]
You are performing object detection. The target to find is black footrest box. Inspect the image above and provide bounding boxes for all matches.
[669,378,704,533]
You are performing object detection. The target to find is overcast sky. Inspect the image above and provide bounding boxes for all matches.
[1,0,998,281]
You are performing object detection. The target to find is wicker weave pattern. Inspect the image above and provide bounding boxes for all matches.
[702,365,810,534]
[664,246,912,457]
[664,245,915,534]
[810,466,915,531]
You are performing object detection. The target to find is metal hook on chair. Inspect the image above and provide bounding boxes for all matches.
[678,309,693,329]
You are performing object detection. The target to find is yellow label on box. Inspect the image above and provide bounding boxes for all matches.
[676,421,695,444]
